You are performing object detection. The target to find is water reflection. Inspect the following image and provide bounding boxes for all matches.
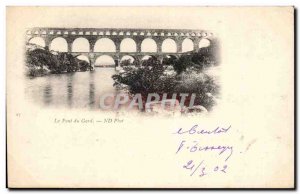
[25,67,117,109]
[89,71,95,109]
[43,84,52,105]
[66,74,73,108]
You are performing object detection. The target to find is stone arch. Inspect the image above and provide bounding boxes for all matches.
[182,38,194,52]
[72,37,90,52]
[199,38,211,49]
[95,55,116,67]
[49,37,68,52]
[28,37,45,47]
[120,55,136,66]
[76,55,90,63]
[141,38,157,52]
[162,38,177,53]
[94,38,116,52]
[141,55,157,61]
[120,38,137,52]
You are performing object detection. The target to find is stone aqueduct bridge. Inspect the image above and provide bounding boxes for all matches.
[26,27,214,66]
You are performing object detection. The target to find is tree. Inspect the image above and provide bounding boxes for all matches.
[173,54,195,74]
[173,40,220,74]
[195,39,220,67]
[78,60,90,71]
[120,59,132,67]
[112,57,177,107]
[162,55,177,66]
[25,48,92,77]
[112,44,221,111]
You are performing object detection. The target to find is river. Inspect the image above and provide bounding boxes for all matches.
[25,67,117,110]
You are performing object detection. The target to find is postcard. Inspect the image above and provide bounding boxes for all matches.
[6,6,294,188]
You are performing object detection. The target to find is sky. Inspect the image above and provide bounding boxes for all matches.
[19,7,220,30]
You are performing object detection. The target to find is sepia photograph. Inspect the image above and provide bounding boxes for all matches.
[25,27,220,116]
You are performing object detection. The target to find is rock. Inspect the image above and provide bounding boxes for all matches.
[145,99,181,116]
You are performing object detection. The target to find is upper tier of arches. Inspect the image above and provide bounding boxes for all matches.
[28,36,212,53]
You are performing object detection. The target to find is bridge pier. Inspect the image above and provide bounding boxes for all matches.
[67,42,72,53]
[136,42,142,53]
[43,37,52,50]
[88,38,97,53]
[176,40,183,53]
[88,53,96,70]
[192,38,201,52]
[114,59,120,67]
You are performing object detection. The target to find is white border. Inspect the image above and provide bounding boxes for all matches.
[1,1,298,193]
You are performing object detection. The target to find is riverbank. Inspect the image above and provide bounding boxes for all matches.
[25,47,91,77]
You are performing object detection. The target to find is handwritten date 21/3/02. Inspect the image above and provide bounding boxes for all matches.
[183,159,227,177]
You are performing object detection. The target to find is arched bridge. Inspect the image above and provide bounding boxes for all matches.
[26,27,215,67]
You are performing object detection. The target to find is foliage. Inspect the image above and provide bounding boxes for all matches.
[173,54,195,74]
[112,58,170,96]
[193,40,220,67]
[174,70,220,110]
[26,48,57,70]
[173,40,220,74]
[120,59,132,67]
[162,55,177,66]
[78,60,90,71]
[112,41,220,111]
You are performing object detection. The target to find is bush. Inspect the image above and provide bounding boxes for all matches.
[175,70,220,110]
[25,48,91,77]
[112,40,221,111]
[120,59,132,67]
[112,54,220,111]
[112,58,166,96]
[25,65,50,77]
[26,49,57,70]
[173,41,220,74]
[78,60,91,71]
